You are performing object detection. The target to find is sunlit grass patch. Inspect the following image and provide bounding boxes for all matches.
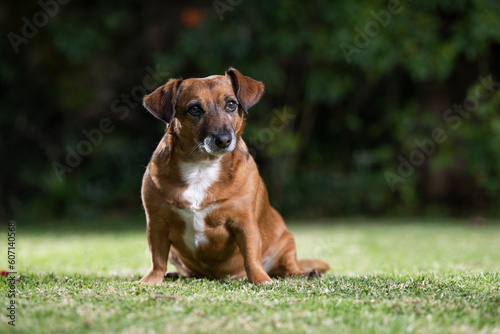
[0,219,499,333]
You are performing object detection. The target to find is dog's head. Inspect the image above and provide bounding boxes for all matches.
[143,68,264,158]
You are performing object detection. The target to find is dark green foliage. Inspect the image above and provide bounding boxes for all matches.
[2,0,500,220]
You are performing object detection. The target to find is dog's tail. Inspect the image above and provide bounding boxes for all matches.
[299,259,330,273]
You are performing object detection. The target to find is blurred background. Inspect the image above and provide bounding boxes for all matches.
[2,0,500,223]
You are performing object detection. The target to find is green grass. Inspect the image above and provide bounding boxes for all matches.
[1,218,499,333]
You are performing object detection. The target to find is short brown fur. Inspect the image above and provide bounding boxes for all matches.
[140,68,329,285]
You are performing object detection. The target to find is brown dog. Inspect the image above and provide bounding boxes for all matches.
[139,68,329,285]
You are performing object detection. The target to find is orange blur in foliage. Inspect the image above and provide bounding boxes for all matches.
[180,7,206,28]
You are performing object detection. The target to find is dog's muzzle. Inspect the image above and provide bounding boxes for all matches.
[202,130,236,155]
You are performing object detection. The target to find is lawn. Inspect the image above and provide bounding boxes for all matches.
[1,218,499,333]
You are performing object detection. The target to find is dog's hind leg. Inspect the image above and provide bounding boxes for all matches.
[267,233,328,279]
[266,234,302,278]
[298,259,330,274]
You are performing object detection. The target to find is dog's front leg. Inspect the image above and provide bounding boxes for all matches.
[140,220,170,284]
[230,222,272,285]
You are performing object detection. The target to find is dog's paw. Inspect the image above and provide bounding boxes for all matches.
[307,269,321,278]
[250,276,273,286]
[289,269,321,280]
[164,272,181,280]
[139,271,165,284]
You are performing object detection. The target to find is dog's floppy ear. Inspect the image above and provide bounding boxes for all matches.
[226,68,264,113]
[143,78,183,124]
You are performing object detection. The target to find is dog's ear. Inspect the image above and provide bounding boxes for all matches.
[226,68,264,113]
[143,78,183,124]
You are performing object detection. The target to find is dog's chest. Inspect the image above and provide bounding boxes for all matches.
[172,160,221,253]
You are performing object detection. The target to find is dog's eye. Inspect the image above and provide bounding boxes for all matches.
[225,101,237,112]
[188,105,202,116]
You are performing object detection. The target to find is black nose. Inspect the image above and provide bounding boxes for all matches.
[214,132,232,149]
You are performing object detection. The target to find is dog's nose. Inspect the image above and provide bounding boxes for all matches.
[214,132,232,149]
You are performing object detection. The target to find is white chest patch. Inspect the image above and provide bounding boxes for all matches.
[179,159,221,209]
[174,159,221,252]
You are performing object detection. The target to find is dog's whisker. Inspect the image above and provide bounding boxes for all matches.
[188,142,202,156]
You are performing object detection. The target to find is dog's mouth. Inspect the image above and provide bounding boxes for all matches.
[200,130,237,156]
